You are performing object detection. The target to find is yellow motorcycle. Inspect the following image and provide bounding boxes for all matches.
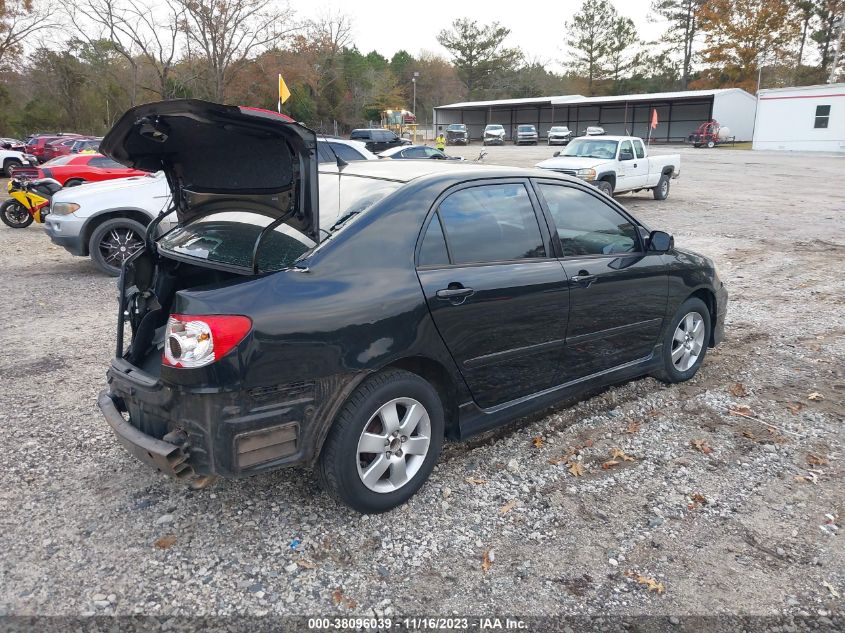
[1,175,63,228]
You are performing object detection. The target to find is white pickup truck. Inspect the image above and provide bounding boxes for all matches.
[535,135,680,199]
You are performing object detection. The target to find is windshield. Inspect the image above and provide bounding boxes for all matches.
[158,211,315,272]
[518,126,535,132]
[550,127,569,132]
[561,139,619,160]
[447,125,466,131]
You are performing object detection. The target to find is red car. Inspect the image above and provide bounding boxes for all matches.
[34,154,148,186]
[25,134,81,162]
[42,137,80,162]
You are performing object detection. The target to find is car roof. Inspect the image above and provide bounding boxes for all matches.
[318,159,578,185]
[573,135,633,141]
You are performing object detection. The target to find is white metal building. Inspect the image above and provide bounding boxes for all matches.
[752,83,845,152]
[433,88,757,142]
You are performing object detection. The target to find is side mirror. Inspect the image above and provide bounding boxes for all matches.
[647,230,674,252]
[553,151,561,157]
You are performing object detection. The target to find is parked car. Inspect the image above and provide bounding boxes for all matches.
[445,123,469,145]
[42,137,84,162]
[515,124,538,145]
[349,128,410,153]
[1,138,26,152]
[535,135,681,199]
[584,126,606,136]
[95,99,726,514]
[379,145,462,160]
[482,124,506,146]
[23,153,147,187]
[45,139,379,275]
[0,147,38,177]
[316,138,378,163]
[25,133,82,162]
[547,126,573,146]
[70,137,103,154]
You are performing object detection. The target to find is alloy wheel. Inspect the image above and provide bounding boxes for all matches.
[671,311,705,371]
[660,179,669,196]
[356,397,431,493]
[4,202,30,226]
[99,227,144,266]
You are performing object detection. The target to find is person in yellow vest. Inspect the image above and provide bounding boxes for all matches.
[435,132,446,151]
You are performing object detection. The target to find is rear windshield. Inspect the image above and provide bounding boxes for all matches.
[158,212,315,273]
[41,155,75,166]
[518,125,536,132]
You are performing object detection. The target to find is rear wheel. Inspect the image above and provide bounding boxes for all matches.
[654,297,711,383]
[318,369,444,513]
[89,217,146,276]
[596,179,614,197]
[653,174,670,200]
[706,140,715,148]
[4,159,22,177]
[0,200,33,228]
[64,178,85,187]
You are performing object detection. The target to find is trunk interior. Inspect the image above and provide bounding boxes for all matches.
[122,251,247,377]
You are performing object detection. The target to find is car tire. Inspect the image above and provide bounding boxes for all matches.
[707,140,715,148]
[0,199,33,228]
[318,369,445,513]
[653,175,670,200]
[4,159,22,177]
[653,297,711,384]
[64,179,85,187]
[596,180,614,197]
[89,217,147,277]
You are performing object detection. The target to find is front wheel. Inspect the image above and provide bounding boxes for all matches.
[4,159,22,177]
[318,369,445,513]
[654,297,711,383]
[595,180,614,197]
[706,140,715,149]
[653,174,670,200]
[88,217,147,276]
[0,200,33,228]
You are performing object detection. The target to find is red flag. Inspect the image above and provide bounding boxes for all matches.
[650,108,659,129]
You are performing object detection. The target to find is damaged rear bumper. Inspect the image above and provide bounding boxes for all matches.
[98,390,194,479]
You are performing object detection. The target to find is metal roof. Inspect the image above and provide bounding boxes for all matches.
[436,88,754,110]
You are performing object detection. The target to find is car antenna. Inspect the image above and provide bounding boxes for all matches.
[320,133,347,171]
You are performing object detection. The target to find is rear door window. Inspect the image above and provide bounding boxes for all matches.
[633,139,645,158]
[329,142,366,161]
[437,183,545,264]
[418,216,450,266]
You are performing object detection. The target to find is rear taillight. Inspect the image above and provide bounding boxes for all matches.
[163,314,252,368]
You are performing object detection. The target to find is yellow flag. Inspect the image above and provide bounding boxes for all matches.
[278,74,291,111]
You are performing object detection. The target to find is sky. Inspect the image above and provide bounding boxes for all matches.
[288,0,667,73]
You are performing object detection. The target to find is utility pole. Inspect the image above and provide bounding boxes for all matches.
[829,16,844,83]
[412,71,419,143]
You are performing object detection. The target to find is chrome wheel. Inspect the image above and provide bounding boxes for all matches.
[356,397,431,493]
[99,227,143,266]
[660,179,669,196]
[671,311,705,371]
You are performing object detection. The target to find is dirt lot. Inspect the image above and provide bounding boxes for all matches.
[0,145,843,627]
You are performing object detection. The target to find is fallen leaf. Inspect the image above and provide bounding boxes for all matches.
[794,472,818,484]
[602,460,621,470]
[297,559,318,569]
[729,383,748,397]
[822,581,840,599]
[807,453,829,466]
[499,500,517,515]
[807,392,824,401]
[688,493,708,509]
[610,447,635,462]
[532,436,544,448]
[786,402,805,415]
[584,439,594,448]
[625,420,641,434]
[482,549,493,573]
[741,430,757,440]
[691,439,713,455]
[332,588,356,610]
[567,461,584,477]
[626,571,665,594]
[154,535,177,549]
[465,477,487,485]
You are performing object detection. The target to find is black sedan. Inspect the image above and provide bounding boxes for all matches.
[98,100,727,513]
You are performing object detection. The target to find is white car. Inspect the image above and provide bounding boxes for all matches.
[547,126,573,146]
[535,135,681,199]
[482,124,506,146]
[44,139,382,276]
[1,147,38,177]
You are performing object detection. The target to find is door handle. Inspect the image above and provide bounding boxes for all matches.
[436,285,474,300]
[633,163,638,167]
[571,271,597,287]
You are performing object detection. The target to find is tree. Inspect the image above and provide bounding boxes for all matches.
[564,0,616,95]
[606,15,639,83]
[650,0,704,88]
[177,0,298,101]
[695,0,799,92]
[436,18,521,98]
[0,0,56,72]
[812,0,845,73]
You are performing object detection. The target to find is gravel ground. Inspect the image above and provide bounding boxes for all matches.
[0,145,843,627]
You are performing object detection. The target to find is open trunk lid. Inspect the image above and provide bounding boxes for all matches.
[100,99,319,242]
